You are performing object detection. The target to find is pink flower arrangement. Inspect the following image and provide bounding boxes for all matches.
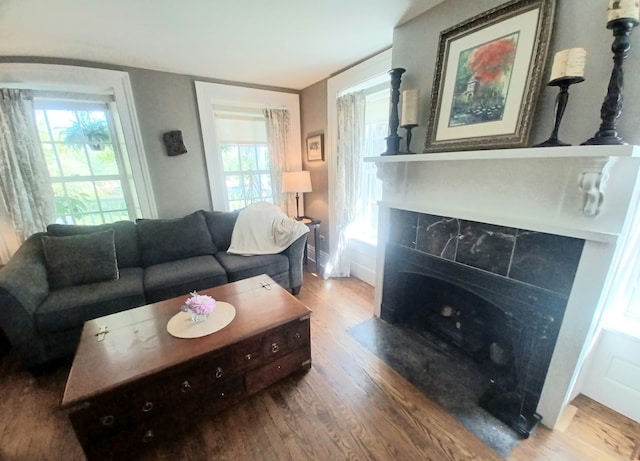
[181,291,216,315]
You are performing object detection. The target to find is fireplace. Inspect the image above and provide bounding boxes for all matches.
[369,145,640,429]
[380,209,584,436]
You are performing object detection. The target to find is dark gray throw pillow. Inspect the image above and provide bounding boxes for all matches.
[137,211,217,267]
[42,229,119,290]
[203,210,239,251]
[47,220,139,268]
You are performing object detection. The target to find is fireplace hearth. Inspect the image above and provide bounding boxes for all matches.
[381,210,584,437]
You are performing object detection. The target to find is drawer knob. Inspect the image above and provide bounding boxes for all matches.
[100,415,115,427]
[294,332,301,340]
[181,380,191,393]
[271,343,279,353]
[245,353,252,361]
[215,367,224,379]
[142,430,154,444]
[142,401,154,413]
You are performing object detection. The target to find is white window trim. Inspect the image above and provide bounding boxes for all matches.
[326,49,392,285]
[0,63,158,218]
[194,81,301,212]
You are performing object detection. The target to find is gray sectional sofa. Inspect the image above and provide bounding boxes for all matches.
[0,210,307,370]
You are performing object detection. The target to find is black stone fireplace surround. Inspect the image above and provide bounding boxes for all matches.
[380,210,584,437]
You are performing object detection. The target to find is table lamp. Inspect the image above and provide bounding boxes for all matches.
[282,171,312,219]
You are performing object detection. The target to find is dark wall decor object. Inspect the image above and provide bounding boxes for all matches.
[424,0,556,153]
[306,134,324,161]
[583,2,639,146]
[381,67,406,155]
[163,130,188,156]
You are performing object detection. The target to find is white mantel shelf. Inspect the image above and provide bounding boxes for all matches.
[368,144,640,244]
[364,144,640,163]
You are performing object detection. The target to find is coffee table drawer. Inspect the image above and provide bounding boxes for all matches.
[245,345,311,394]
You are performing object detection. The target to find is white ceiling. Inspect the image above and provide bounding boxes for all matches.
[0,0,445,90]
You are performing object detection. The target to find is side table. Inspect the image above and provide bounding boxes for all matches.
[299,216,321,272]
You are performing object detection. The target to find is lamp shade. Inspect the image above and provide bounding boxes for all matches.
[282,171,312,193]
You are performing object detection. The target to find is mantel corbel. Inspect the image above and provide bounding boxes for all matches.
[578,156,617,216]
[375,162,407,193]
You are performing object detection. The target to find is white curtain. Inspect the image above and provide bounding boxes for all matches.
[324,91,366,278]
[263,108,294,215]
[0,89,54,263]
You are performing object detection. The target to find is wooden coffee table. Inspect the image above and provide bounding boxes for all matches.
[61,275,312,460]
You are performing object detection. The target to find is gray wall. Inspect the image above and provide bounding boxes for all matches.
[392,0,640,150]
[300,79,329,257]
[127,68,211,217]
[0,56,298,219]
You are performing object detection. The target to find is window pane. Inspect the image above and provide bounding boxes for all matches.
[57,143,91,176]
[88,145,119,175]
[96,180,125,211]
[240,146,258,170]
[65,181,98,213]
[243,174,260,200]
[225,175,243,200]
[41,144,61,177]
[257,146,269,170]
[221,145,240,171]
[260,174,272,199]
[103,210,130,222]
[35,111,50,142]
[47,110,76,143]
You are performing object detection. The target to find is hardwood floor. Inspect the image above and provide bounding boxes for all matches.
[0,269,639,460]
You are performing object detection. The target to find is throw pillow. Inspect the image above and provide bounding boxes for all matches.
[42,229,119,290]
[47,220,139,268]
[137,211,217,267]
[203,210,239,251]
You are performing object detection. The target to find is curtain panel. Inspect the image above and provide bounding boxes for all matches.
[0,89,54,262]
[263,108,294,216]
[324,91,366,278]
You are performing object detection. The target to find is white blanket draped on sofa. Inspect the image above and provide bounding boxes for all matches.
[227,202,309,256]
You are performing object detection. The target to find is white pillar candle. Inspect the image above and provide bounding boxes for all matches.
[608,0,640,22]
[400,89,420,126]
[549,48,587,82]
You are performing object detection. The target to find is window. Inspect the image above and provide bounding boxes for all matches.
[194,81,301,213]
[214,110,272,211]
[34,99,140,224]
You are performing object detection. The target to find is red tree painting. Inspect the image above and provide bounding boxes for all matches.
[450,34,519,127]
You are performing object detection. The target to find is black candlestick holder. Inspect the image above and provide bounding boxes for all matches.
[583,17,639,145]
[534,76,584,147]
[382,68,406,155]
[401,124,418,153]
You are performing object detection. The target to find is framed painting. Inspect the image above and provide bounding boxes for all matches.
[424,0,556,153]
[307,134,324,161]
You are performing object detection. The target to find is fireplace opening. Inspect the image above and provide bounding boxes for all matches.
[394,270,555,437]
[402,274,516,367]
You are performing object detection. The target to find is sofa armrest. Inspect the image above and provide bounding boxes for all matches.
[280,234,308,294]
[0,233,50,363]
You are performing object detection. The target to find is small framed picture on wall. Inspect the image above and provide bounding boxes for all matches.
[306,134,324,161]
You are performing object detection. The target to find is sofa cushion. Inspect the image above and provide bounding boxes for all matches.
[215,252,289,282]
[137,212,217,267]
[47,220,140,268]
[143,255,228,303]
[36,267,145,335]
[42,230,119,290]
[203,210,239,251]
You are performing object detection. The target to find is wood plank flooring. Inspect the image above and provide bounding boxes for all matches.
[0,269,639,460]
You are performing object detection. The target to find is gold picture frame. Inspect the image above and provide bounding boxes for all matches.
[424,0,556,153]
[306,134,324,161]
